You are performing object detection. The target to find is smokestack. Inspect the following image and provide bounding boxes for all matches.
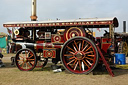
[30,0,37,21]
[123,21,126,33]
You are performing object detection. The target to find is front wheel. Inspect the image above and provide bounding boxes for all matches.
[60,37,98,74]
[15,48,37,71]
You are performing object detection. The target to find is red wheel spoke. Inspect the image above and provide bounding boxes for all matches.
[78,60,82,71]
[19,55,24,58]
[19,62,23,65]
[29,61,34,66]
[82,44,88,51]
[21,62,25,68]
[27,51,30,56]
[72,59,77,68]
[69,51,75,55]
[73,44,77,52]
[85,57,94,61]
[79,43,81,51]
[17,59,23,61]
[67,46,76,52]
[81,40,84,50]
[64,54,73,56]
[25,50,27,58]
[26,63,28,69]
[81,62,85,71]
[21,52,24,57]
[82,60,90,68]
[27,59,35,61]
[28,54,34,59]
[74,41,79,51]
[69,56,75,60]
[85,46,92,52]
[26,51,30,58]
[84,51,94,55]
[87,55,95,57]
[26,62,31,68]
[76,41,81,45]
[86,60,92,66]
[74,62,79,70]
[67,59,76,65]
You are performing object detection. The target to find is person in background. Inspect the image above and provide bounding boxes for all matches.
[0,53,5,67]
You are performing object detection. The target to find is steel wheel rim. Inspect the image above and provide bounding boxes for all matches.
[122,42,128,55]
[61,37,98,74]
[15,49,37,71]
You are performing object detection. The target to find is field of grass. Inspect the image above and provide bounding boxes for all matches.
[0,54,128,85]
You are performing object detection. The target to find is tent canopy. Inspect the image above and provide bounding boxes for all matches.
[0,37,6,48]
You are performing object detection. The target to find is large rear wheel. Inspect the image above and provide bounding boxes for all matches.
[15,48,37,71]
[61,37,98,74]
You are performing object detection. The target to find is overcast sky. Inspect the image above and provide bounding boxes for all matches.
[0,0,128,36]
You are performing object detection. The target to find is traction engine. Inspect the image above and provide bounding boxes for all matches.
[3,17,119,76]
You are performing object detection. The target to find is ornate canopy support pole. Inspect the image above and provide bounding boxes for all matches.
[30,0,37,40]
[12,28,14,39]
[109,24,115,55]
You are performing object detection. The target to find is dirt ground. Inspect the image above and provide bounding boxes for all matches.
[0,54,128,85]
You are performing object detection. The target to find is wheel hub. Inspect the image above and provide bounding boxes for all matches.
[23,58,27,62]
[75,52,84,60]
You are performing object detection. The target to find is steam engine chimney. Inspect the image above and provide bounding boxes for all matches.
[30,0,37,21]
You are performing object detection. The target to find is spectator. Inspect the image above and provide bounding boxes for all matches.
[0,53,5,67]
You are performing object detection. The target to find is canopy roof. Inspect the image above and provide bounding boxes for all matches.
[3,17,118,28]
[115,32,128,37]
